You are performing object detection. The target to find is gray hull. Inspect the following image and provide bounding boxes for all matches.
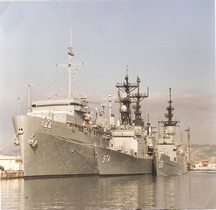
[13,115,106,177]
[96,147,152,175]
[153,153,187,176]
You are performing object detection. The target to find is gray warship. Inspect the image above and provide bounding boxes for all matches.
[12,43,109,178]
[153,88,187,176]
[96,72,154,175]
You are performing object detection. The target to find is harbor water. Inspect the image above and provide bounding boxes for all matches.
[1,172,216,209]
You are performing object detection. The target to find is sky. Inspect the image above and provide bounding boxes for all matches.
[0,0,215,150]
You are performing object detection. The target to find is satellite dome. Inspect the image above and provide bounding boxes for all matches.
[121,105,127,112]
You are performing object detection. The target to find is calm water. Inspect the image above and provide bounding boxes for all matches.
[1,172,216,210]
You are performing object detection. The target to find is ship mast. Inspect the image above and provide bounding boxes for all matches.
[116,69,148,126]
[160,88,179,127]
[57,31,83,98]
[67,31,74,98]
[146,114,151,135]
[116,68,137,125]
[27,84,32,113]
[131,76,149,126]
[108,94,112,126]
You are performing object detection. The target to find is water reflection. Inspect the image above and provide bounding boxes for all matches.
[97,175,157,209]
[20,175,156,210]
[1,179,23,210]
[1,172,216,209]
[156,175,181,209]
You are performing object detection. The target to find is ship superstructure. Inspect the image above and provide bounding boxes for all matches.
[153,88,187,176]
[96,72,154,175]
[12,40,109,178]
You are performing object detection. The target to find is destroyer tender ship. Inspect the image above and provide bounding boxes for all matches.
[153,88,187,176]
[12,43,109,178]
[96,73,154,175]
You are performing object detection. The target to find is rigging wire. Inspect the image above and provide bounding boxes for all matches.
[34,66,67,101]
[0,137,15,153]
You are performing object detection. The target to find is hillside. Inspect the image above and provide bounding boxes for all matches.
[190,144,216,164]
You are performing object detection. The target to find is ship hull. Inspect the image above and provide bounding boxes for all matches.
[153,153,187,176]
[96,147,152,175]
[13,115,106,178]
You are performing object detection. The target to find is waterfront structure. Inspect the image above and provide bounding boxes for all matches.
[0,156,22,171]
[191,160,216,171]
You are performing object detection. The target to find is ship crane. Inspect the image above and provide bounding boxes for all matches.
[185,127,191,170]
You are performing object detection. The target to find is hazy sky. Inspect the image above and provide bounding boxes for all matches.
[0,0,215,150]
